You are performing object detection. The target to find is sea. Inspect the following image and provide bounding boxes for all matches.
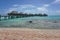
[0,15,60,29]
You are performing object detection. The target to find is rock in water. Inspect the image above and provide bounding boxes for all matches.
[29,21,32,23]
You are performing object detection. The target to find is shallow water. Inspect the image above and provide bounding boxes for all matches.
[0,16,60,29]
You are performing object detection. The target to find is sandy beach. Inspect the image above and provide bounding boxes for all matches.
[0,28,60,40]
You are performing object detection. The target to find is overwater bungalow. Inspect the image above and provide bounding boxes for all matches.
[7,11,48,19]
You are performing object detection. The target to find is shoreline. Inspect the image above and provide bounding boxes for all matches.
[0,27,60,30]
[0,28,60,40]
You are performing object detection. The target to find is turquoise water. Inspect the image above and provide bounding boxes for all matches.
[0,16,60,29]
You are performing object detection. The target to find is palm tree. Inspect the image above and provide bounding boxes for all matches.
[24,13,28,17]
[19,12,24,17]
[43,13,48,16]
[8,11,18,19]
[8,11,18,16]
[38,13,43,16]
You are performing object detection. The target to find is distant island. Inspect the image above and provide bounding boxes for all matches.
[8,11,48,19]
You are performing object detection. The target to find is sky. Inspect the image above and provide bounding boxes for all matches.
[0,0,60,15]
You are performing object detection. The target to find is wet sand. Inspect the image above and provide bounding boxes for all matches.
[0,28,60,40]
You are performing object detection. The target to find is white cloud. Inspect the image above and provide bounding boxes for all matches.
[6,4,36,13]
[6,4,49,14]
[56,10,60,13]
[43,4,50,7]
[13,4,19,7]
[20,5,35,8]
[6,8,17,13]
[52,0,60,4]
[37,7,46,11]
[37,7,48,13]
[24,10,32,13]
[13,4,36,8]
[37,4,49,13]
